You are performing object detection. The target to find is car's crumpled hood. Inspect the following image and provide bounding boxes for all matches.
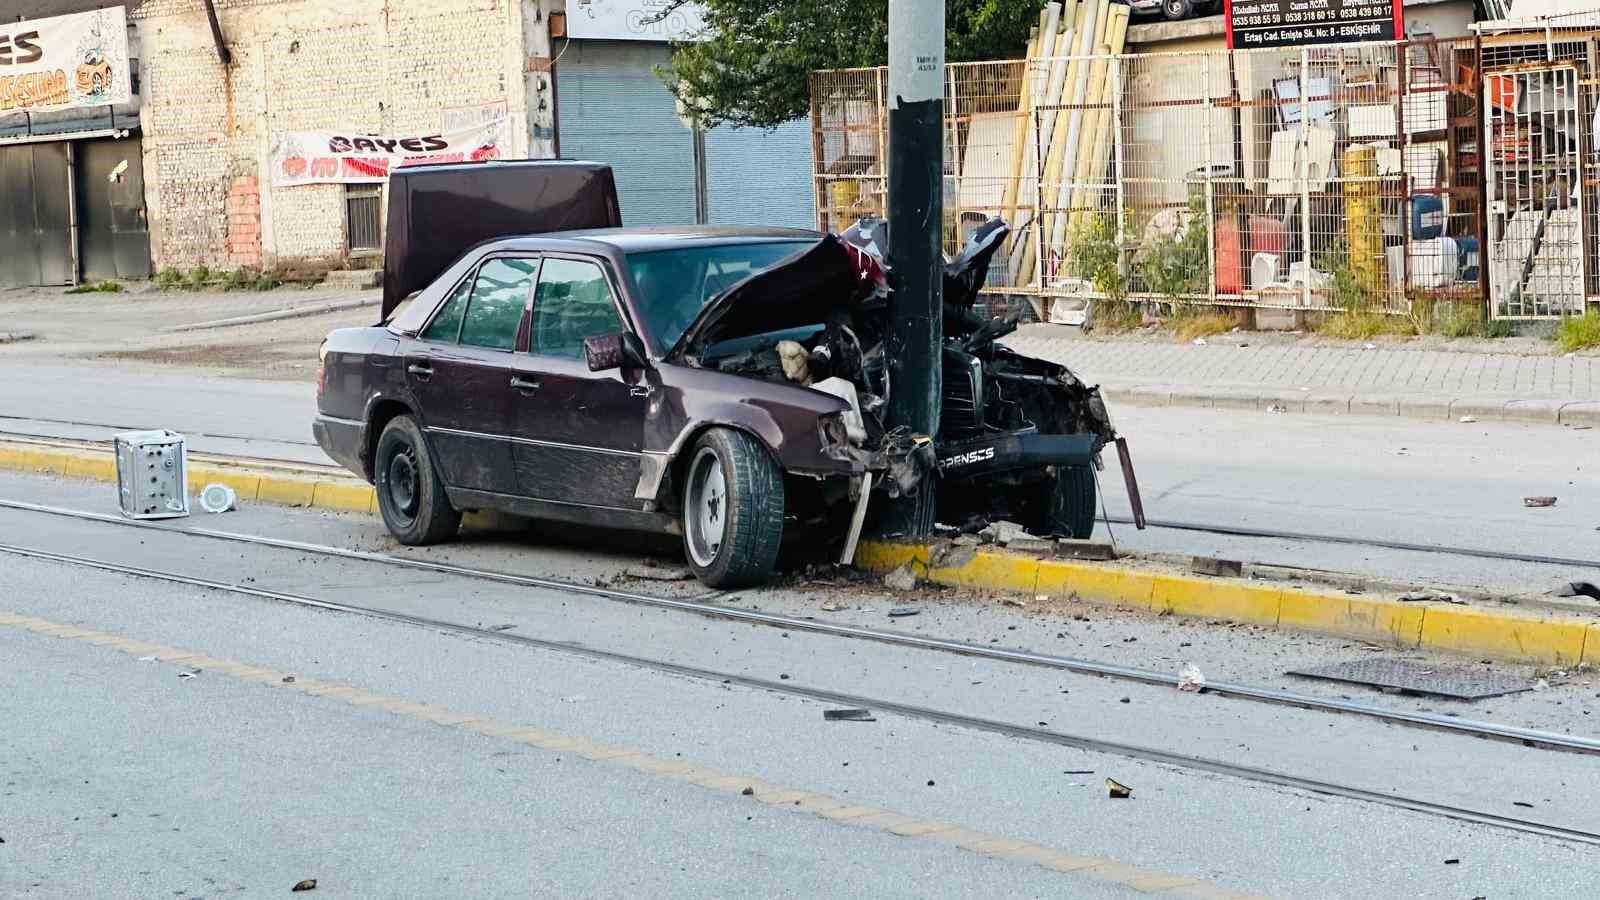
[668,234,878,361]
[668,217,1011,362]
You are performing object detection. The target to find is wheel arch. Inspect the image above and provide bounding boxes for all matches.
[664,421,780,515]
[363,396,416,482]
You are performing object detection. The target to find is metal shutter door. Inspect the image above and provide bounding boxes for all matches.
[556,41,695,226]
[703,121,816,229]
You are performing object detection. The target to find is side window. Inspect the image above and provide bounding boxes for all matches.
[530,258,624,360]
[460,257,538,351]
[420,274,472,343]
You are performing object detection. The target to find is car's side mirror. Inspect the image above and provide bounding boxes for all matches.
[584,332,647,372]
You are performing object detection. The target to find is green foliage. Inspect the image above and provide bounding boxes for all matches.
[154,267,184,289]
[659,0,1043,128]
[64,280,123,294]
[1137,196,1211,305]
[1554,311,1600,353]
[251,270,283,291]
[1172,310,1235,342]
[183,265,213,291]
[1067,213,1139,331]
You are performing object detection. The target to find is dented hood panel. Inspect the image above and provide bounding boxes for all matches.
[668,235,868,360]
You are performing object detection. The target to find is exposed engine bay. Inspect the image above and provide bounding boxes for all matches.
[671,217,1143,542]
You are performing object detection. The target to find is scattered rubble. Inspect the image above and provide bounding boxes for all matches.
[1398,590,1465,604]
[888,607,920,618]
[1177,664,1206,693]
[1105,778,1133,799]
[1190,556,1243,578]
[1458,415,1477,423]
[1523,496,1558,508]
[292,880,318,893]
[624,563,694,581]
[1554,581,1600,601]
[883,564,918,592]
[823,708,876,722]
[1054,540,1116,560]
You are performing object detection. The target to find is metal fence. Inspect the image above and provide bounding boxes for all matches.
[813,36,1491,323]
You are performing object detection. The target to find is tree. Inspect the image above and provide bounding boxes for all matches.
[660,0,1044,129]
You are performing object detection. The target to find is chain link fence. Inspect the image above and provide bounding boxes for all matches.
[813,36,1490,325]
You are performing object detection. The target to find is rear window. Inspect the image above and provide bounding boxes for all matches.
[626,241,814,349]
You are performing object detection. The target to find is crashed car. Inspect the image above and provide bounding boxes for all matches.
[314,161,1138,588]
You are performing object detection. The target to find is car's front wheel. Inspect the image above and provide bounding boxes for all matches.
[1044,464,1097,540]
[374,415,461,545]
[1163,0,1194,19]
[681,428,785,588]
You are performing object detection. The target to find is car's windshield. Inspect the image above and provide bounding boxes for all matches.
[626,241,815,349]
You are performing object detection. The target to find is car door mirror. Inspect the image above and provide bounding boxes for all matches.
[584,332,647,372]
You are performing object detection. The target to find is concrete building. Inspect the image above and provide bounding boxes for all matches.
[1,0,815,287]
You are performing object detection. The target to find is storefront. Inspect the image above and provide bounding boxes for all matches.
[0,6,149,287]
[553,2,814,228]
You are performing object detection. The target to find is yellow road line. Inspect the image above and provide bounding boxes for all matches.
[2,608,1264,899]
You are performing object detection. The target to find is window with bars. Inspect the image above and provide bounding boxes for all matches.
[345,184,382,254]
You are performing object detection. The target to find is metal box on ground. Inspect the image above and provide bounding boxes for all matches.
[113,430,189,519]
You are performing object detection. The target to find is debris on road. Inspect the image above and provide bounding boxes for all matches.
[1006,537,1055,554]
[888,606,920,618]
[883,563,918,592]
[292,878,318,892]
[1001,597,1027,608]
[819,600,845,612]
[823,708,876,722]
[1523,496,1558,508]
[623,563,694,581]
[1177,664,1206,693]
[1054,540,1116,560]
[741,786,755,796]
[177,670,198,679]
[1106,778,1133,799]
[137,655,157,662]
[1459,415,1477,423]
[1514,801,1534,808]
[0,330,38,344]
[1191,556,1243,578]
[979,521,1030,546]
[1443,859,1460,866]
[1554,581,1600,601]
[1063,769,1094,775]
[281,675,296,684]
[1266,404,1287,413]
[1398,590,1465,604]
[198,483,238,513]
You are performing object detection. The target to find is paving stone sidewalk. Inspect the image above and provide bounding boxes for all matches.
[1004,325,1600,426]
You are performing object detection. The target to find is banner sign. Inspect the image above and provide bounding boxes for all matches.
[271,119,506,186]
[1225,0,1402,50]
[0,7,131,114]
[567,0,707,41]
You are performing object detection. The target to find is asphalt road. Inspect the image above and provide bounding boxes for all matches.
[3,478,1599,898]
[1,360,1594,592]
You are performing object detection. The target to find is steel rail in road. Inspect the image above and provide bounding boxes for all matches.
[3,497,1599,759]
[1106,514,1600,570]
[4,537,1599,849]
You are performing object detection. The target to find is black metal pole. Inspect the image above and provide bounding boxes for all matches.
[880,0,945,538]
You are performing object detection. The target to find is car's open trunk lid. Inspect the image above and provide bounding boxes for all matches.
[381,160,621,322]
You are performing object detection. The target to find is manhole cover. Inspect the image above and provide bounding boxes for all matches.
[1287,658,1533,700]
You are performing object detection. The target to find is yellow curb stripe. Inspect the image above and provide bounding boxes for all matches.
[2,607,1252,898]
[863,540,1593,666]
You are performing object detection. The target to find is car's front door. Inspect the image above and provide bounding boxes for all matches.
[403,255,537,495]
[509,255,649,509]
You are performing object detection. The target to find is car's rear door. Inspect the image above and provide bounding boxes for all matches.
[508,254,648,509]
[402,255,538,495]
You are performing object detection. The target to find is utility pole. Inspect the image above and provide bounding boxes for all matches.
[880,0,945,538]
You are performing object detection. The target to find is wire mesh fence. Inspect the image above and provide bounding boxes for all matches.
[813,35,1495,324]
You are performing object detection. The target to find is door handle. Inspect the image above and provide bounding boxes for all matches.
[406,363,433,377]
[629,385,650,398]
[510,375,542,391]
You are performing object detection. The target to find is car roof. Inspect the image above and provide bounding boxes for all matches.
[478,225,822,255]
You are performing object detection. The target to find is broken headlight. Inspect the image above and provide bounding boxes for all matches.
[818,412,851,451]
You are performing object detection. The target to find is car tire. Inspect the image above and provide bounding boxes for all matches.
[374,415,460,546]
[1163,0,1193,19]
[680,428,785,589]
[1044,464,1097,540]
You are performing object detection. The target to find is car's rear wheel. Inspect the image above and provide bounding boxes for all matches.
[681,429,785,588]
[1043,464,1098,540]
[375,415,460,545]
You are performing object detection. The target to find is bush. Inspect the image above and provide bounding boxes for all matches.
[1067,214,1139,332]
[1173,310,1235,342]
[64,280,122,294]
[183,265,213,291]
[1555,311,1600,353]
[154,267,184,290]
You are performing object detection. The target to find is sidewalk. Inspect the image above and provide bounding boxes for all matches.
[1005,325,1600,425]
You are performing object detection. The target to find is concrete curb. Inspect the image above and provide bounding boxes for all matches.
[1102,385,1600,427]
[161,295,378,333]
[854,542,1598,668]
[4,438,1594,666]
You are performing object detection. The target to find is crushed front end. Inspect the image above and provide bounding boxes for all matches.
[671,216,1143,544]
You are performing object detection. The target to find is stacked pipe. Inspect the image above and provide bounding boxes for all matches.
[999,0,1130,289]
